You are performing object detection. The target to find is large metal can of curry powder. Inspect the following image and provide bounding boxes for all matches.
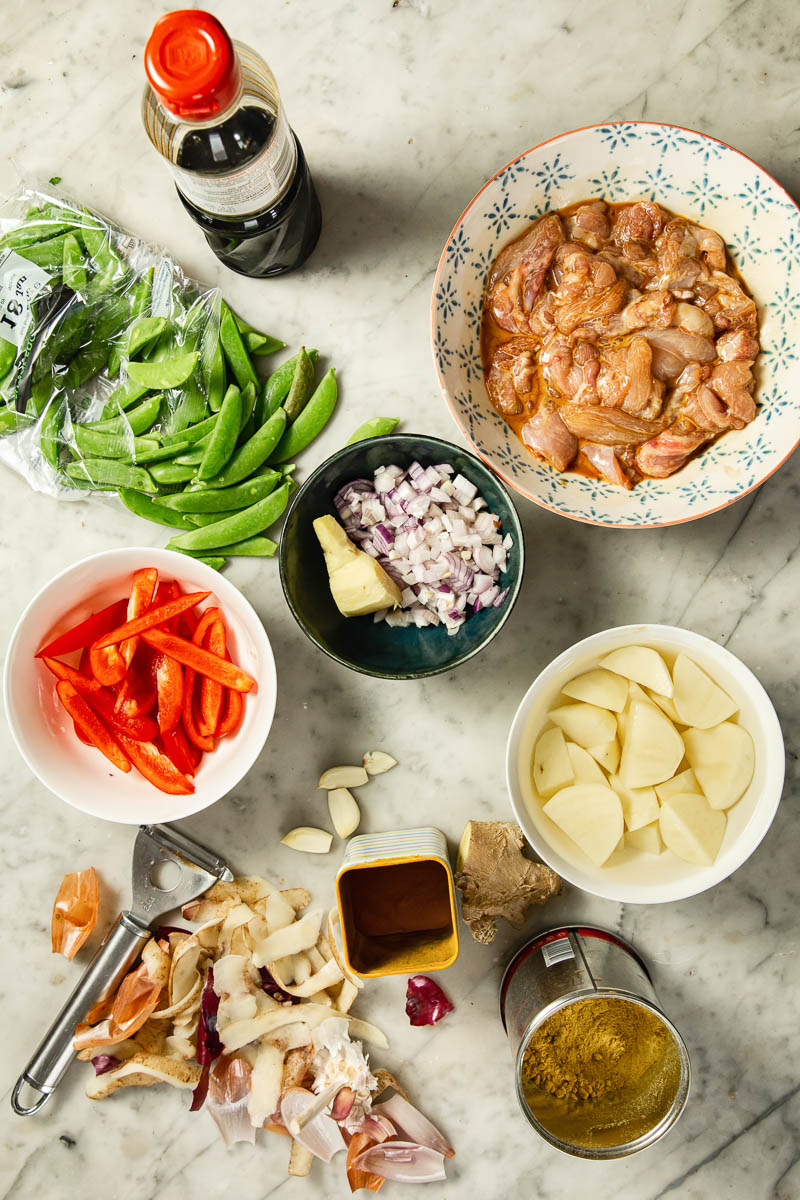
[500,925,691,1159]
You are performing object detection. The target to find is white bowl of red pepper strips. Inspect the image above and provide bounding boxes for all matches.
[4,547,276,823]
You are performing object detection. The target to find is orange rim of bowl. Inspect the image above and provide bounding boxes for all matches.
[431,120,800,530]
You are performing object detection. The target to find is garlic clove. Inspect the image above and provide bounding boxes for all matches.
[362,751,397,776]
[328,788,361,839]
[318,766,369,790]
[280,827,333,854]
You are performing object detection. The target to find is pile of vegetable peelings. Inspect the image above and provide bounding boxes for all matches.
[0,195,398,569]
[36,569,253,795]
[51,868,456,1187]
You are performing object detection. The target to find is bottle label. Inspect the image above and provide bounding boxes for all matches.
[0,250,52,347]
[171,107,297,218]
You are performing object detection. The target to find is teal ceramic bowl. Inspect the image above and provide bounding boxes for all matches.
[279,434,525,678]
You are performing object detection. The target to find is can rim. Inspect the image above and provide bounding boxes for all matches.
[514,990,692,1160]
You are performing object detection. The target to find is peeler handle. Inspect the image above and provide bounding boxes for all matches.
[11,912,150,1116]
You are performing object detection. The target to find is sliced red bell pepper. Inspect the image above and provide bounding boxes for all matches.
[120,567,158,669]
[42,657,159,742]
[113,649,157,719]
[155,651,184,734]
[153,580,181,632]
[160,723,196,777]
[200,619,226,736]
[73,719,93,746]
[217,686,244,738]
[92,591,211,649]
[36,599,127,659]
[185,732,203,768]
[115,734,194,796]
[192,606,220,648]
[79,646,91,675]
[141,628,255,693]
[41,655,105,697]
[56,681,131,773]
[181,667,214,752]
[89,642,127,687]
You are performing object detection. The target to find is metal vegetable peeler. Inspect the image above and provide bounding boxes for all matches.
[11,823,233,1116]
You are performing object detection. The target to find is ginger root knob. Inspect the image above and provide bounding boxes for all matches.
[454,820,562,944]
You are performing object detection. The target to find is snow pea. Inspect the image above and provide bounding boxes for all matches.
[171,550,228,569]
[259,349,318,423]
[127,351,198,390]
[174,444,209,466]
[197,407,286,488]
[118,488,196,530]
[239,381,256,430]
[346,416,399,444]
[104,378,151,413]
[167,482,290,551]
[66,458,157,492]
[0,221,72,251]
[269,368,337,464]
[154,471,280,512]
[84,395,162,437]
[127,315,167,359]
[108,271,154,379]
[283,347,314,422]
[161,381,207,436]
[150,461,198,484]
[80,223,123,287]
[170,534,277,555]
[39,396,64,470]
[219,301,258,391]
[0,338,15,378]
[62,234,86,292]
[135,439,197,464]
[73,426,160,462]
[16,234,70,269]
[233,311,285,355]
[203,335,226,412]
[197,384,241,481]
[162,412,219,445]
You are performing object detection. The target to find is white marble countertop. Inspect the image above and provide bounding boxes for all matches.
[2,1,799,1197]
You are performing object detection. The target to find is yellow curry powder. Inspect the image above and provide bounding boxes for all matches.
[521,997,682,1149]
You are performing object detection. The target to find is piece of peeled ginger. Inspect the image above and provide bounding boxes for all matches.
[543,784,624,866]
[313,514,402,617]
[682,722,755,810]
[659,793,727,866]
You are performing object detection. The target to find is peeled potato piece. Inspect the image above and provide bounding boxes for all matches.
[625,822,665,856]
[646,687,685,725]
[543,784,624,866]
[588,739,620,775]
[562,669,628,713]
[548,703,617,751]
[566,742,607,784]
[533,726,574,798]
[655,768,702,803]
[659,793,727,865]
[619,699,684,788]
[672,655,738,729]
[682,722,755,810]
[609,774,660,831]
[600,646,673,698]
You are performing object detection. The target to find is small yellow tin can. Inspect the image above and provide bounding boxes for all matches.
[335,827,459,978]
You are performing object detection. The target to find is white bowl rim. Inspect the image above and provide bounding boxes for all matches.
[505,622,785,903]
[3,546,277,824]
[431,120,800,529]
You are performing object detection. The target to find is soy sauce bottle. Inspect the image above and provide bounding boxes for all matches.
[142,10,321,277]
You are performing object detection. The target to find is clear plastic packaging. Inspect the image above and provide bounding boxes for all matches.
[0,185,222,501]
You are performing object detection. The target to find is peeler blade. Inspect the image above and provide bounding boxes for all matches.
[129,823,234,928]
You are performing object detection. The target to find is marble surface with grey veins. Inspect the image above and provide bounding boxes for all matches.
[1,1,799,1197]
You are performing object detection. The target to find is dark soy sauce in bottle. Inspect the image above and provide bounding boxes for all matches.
[143,10,321,277]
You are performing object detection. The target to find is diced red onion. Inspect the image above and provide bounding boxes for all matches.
[91,1054,120,1076]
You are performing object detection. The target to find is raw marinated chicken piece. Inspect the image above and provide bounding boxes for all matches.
[681,384,731,431]
[552,242,618,299]
[693,226,727,271]
[716,329,759,361]
[554,279,626,335]
[581,442,634,489]
[698,270,758,333]
[565,201,611,251]
[560,404,663,446]
[596,336,664,416]
[611,202,666,248]
[486,338,539,415]
[540,335,599,402]
[707,361,757,428]
[520,404,578,471]
[672,301,715,337]
[487,215,564,333]
[572,288,674,339]
[635,429,709,477]
[644,327,716,365]
[652,219,705,294]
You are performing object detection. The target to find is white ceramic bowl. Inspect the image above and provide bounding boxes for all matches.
[506,624,784,903]
[4,548,277,824]
[432,121,800,528]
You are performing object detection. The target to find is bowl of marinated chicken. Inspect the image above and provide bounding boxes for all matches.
[432,122,800,527]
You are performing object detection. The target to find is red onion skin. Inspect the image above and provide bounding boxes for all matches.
[91,1054,120,1076]
[405,975,454,1026]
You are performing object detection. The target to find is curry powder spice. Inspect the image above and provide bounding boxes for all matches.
[521,997,681,1148]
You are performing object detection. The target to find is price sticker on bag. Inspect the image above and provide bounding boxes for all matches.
[0,249,52,347]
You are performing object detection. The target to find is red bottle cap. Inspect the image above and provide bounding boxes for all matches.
[144,10,240,120]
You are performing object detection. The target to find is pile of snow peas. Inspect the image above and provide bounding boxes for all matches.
[0,194,348,571]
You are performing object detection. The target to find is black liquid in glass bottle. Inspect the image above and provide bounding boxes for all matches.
[143,10,321,278]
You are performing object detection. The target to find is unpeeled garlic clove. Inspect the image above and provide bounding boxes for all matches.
[318,766,368,789]
[281,827,333,854]
[328,788,361,838]
[362,751,397,776]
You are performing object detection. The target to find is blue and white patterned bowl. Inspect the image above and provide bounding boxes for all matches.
[431,122,800,528]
